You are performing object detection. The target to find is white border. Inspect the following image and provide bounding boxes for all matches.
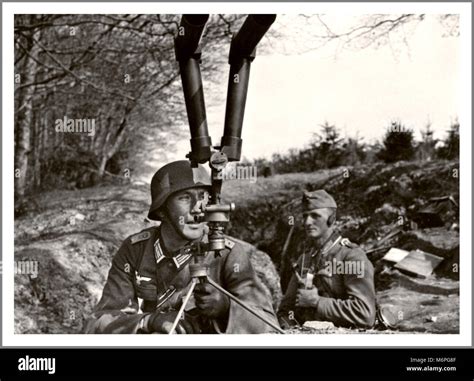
[3,2,472,347]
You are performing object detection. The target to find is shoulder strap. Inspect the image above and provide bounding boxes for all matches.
[130,230,152,245]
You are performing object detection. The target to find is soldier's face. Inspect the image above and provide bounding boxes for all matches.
[303,208,332,239]
[164,187,210,241]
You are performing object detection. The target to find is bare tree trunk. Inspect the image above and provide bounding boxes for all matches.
[97,102,134,179]
[14,24,41,200]
[42,98,49,173]
[34,105,43,188]
[97,155,108,179]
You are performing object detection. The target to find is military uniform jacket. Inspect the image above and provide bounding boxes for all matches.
[278,232,376,328]
[84,226,278,334]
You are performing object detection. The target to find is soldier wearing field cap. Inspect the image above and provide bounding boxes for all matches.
[85,160,278,334]
[278,190,376,329]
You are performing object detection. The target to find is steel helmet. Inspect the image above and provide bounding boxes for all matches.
[148,160,211,220]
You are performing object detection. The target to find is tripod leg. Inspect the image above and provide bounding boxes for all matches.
[206,277,285,334]
[169,278,198,334]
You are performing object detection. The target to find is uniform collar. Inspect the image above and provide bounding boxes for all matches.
[153,238,195,270]
[311,230,342,258]
[154,228,212,269]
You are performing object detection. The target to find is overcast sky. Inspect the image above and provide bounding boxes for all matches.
[172,14,460,161]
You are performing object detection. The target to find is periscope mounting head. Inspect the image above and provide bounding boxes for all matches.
[192,151,235,252]
[199,151,234,251]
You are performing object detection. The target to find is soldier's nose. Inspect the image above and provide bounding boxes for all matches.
[191,201,203,214]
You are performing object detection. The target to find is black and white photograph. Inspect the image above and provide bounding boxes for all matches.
[5,3,470,346]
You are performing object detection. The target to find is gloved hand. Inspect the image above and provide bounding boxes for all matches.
[194,282,230,319]
[146,311,197,334]
[295,287,320,308]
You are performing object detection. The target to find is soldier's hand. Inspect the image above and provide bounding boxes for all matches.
[146,311,196,334]
[295,288,320,308]
[194,282,230,319]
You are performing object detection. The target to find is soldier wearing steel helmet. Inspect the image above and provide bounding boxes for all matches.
[85,160,278,334]
[277,190,376,330]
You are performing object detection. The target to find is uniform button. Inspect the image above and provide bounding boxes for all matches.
[169,285,175,291]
